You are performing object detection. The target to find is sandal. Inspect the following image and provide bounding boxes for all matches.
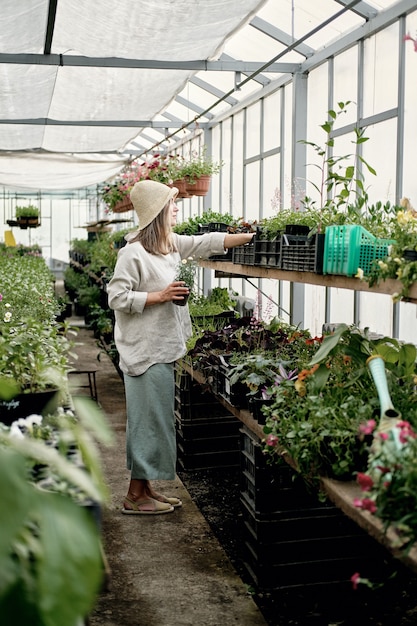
[122,496,174,515]
[156,494,182,509]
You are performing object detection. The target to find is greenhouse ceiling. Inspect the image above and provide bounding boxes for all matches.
[0,0,410,191]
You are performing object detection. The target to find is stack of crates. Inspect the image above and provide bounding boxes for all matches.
[239,425,395,591]
[175,364,241,471]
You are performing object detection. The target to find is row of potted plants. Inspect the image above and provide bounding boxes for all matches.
[0,243,112,624]
[99,147,223,211]
[183,315,417,554]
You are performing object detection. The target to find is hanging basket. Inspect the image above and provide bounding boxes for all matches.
[112,196,134,213]
[185,175,211,197]
[172,178,191,199]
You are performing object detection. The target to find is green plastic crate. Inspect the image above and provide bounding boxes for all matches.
[323,225,394,277]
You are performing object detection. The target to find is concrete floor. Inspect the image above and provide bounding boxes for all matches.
[69,319,267,626]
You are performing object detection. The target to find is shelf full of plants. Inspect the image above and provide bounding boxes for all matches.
[213,198,417,304]
[180,315,417,576]
[0,242,112,625]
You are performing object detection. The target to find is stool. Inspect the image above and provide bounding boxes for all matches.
[68,369,98,402]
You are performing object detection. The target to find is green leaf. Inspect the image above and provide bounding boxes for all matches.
[36,492,103,626]
[0,449,35,593]
[309,324,349,366]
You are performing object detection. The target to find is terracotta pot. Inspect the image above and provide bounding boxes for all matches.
[112,197,134,213]
[172,179,191,198]
[185,175,211,197]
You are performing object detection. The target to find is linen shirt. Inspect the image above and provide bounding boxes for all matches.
[107,231,226,376]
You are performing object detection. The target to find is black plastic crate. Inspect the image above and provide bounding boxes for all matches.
[175,395,231,421]
[240,449,298,489]
[232,242,256,265]
[279,232,325,273]
[176,429,240,455]
[243,524,376,563]
[240,473,319,513]
[176,442,240,471]
[198,222,230,233]
[175,382,218,406]
[217,359,249,408]
[242,538,392,590]
[176,414,241,440]
[240,495,361,544]
[254,238,281,267]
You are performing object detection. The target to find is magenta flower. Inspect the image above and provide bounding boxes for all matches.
[265,434,279,448]
[0,293,2,301]
[356,472,374,492]
[351,572,361,590]
[354,497,377,514]
[359,419,376,435]
[404,32,417,52]
[396,420,416,444]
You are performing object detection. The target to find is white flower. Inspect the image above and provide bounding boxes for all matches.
[4,311,12,322]
[355,268,364,280]
[5,302,11,308]
[9,423,24,439]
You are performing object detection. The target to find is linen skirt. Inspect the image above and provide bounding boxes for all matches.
[124,363,176,480]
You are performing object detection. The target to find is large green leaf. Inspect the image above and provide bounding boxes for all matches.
[36,492,103,626]
[309,324,349,366]
[0,448,35,594]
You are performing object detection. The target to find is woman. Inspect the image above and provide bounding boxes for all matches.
[107,179,254,515]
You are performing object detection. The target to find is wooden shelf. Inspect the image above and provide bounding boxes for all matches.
[181,359,417,574]
[200,260,417,304]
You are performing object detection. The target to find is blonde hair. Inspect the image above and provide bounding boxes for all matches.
[130,200,177,254]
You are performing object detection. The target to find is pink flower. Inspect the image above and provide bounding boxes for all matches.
[265,434,279,448]
[397,420,416,443]
[359,419,376,435]
[0,293,2,301]
[351,572,361,590]
[356,472,374,492]
[354,497,377,514]
[404,32,417,52]
[378,432,389,441]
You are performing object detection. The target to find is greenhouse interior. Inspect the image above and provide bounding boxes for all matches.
[1,1,417,625]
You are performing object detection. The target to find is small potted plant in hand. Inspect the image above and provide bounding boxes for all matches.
[174,256,197,306]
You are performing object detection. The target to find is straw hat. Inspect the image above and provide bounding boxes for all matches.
[130,180,179,230]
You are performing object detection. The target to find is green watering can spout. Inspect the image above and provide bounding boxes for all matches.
[366,354,402,453]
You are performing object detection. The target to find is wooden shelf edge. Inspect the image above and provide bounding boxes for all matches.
[322,477,417,575]
[200,261,417,304]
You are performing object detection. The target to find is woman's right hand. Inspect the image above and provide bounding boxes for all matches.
[145,282,190,306]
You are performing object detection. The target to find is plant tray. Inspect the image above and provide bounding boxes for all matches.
[279,233,325,273]
[254,238,281,267]
[232,242,256,265]
[323,225,394,276]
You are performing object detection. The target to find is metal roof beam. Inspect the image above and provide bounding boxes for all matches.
[174,95,215,119]
[189,76,239,106]
[219,53,270,86]
[0,118,209,128]
[249,16,315,58]
[0,53,299,73]
[334,0,378,19]
[44,0,58,55]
